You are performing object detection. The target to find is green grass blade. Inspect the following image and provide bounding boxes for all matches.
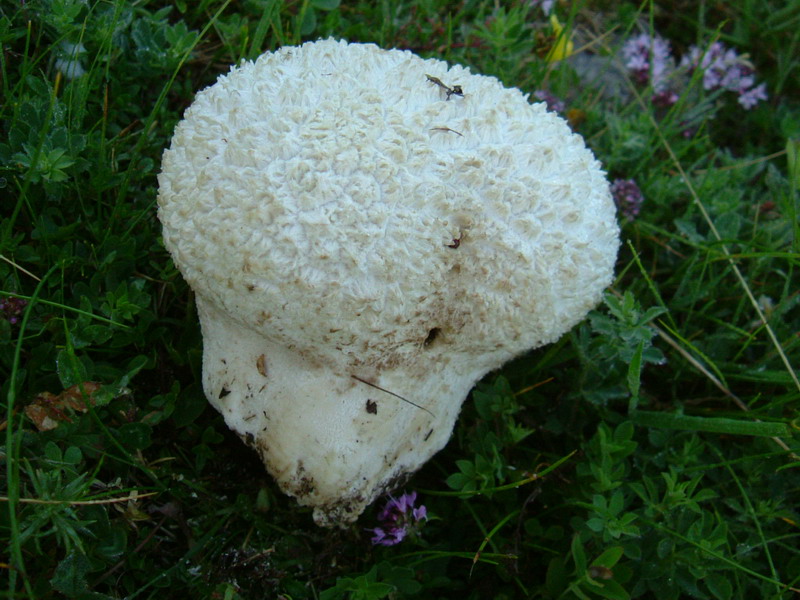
[631,411,791,437]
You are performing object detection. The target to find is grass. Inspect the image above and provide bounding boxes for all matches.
[1,0,799,598]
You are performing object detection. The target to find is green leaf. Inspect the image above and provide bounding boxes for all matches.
[586,517,605,532]
[545,556,568,596]
[456,459,475,475]
[63,446,83,465]
[657,538,672,559]
[571,534,587,573]
[299,6,317,35]
[171,383,207,427]
[57,348,88,388]
[787,138,800,190]
[51,551,91,597]
[321,565,394,600]
[120,354,149,387]
[445,472,472,491]
[377,563,422,595]
[44,441,63,462]
[626,340,644,412]
[592,546,625,568]
[705,572,733,600]
[94,525,128,562]
[201,425,224,445]
[312,0,340,9]
[118,422,152,450]
[592,578,630,600]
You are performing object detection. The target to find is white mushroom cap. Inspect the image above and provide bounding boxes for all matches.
[157,39,619,525]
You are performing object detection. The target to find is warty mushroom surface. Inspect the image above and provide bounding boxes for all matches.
[157,38,620,526]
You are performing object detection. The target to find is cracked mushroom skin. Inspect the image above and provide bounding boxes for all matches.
[157,39,620,526]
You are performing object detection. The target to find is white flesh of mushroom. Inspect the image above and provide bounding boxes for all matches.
[157,39,620,525]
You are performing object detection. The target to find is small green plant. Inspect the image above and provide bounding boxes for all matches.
[321,562,423,600]
[446,377,534,494]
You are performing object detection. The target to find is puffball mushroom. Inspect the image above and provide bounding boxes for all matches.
[157,38,619,526]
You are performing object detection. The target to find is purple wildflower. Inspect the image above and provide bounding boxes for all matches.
[610,179,644,222]
[371,525,407,546]
[622,33,673,92]
[533,89,566,114]
[370,491,427,547]
[737,82,768,109]
[651,89,679,108]
[680,41,767,109]
[0,296,28,325]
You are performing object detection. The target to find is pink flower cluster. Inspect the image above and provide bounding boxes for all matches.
[622,33,674,92]
[0,296,27,325]
[533,89,566,114]
[681,42,768,109]
[610,179,644,222]
[621,33,767,110]
[370,491,427,546]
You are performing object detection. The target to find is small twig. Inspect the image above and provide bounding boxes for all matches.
[430,126,463,137]
[512,377,554,397]
[654,326,743,408]
[694,149,785,174]
[0,254,41,282]
[0,491,157,506]
[351,375,435,417]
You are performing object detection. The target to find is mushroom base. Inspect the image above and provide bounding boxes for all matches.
[196,296,486,526]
